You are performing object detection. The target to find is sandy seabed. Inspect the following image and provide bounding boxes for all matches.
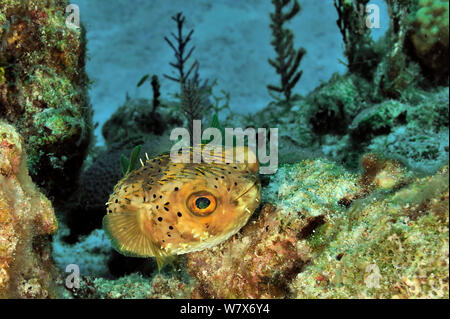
[74,0,387,144]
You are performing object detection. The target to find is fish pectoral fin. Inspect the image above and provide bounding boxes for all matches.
[154,251,176,271]
[103,210,159,259]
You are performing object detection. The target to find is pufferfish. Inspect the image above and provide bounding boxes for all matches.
[103,146,261,269]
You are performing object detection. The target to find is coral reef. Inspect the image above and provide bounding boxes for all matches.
[69,271,193,299]
[101,98,181,148]
[350,87,449,174]
[193,155,447,299]
[53,153,448,299]
[17,0,446,300]
[0,0,92,200]
[409,0,449,80]
[187,204,312,298]
[0,121,61,298]
[334,0,379,78]
[290,163,449,298]
[251,69,448,173]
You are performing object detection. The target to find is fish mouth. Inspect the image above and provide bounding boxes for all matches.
[235,180,259,200]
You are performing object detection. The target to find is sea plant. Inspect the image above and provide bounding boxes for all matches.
[267,0,306,104]
[120,145,142,176]
[180,71,210,140]
[137,74,162,114]
[163,12,198,86]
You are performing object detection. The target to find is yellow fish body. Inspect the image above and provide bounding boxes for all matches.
[103,147,261,269]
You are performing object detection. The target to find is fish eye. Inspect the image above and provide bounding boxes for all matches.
[195,197,211,209]
[187,192,217,216]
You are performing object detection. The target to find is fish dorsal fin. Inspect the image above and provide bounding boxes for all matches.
[102,210,172,270]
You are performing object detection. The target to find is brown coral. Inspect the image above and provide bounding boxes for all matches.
[0,121,60,298]
[187,204,313,298]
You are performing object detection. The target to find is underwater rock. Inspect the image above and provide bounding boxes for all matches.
[290,164,449,298]
[409,0,449,80]
[262,76,449,172]
[350,88,449,174]
[0,121,60,298]
[0,0,92,201]
[349,100,409,142]
[186,204,312,298]
[69,272,193,299]
[307,73,371,138]
[101,98,182,148]
[182,156,448,299]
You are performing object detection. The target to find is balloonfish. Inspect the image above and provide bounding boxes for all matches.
[103,146,261,269]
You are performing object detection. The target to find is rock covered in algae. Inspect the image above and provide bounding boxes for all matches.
[187,204,313,298]
[69,272,194,299]
[101,97,182,148]
[409,0,449,78]
[0,121,60,298]
[184,158,362,298]
[0,0,92,200]
[284,157,449,299]
[183,155,448,299]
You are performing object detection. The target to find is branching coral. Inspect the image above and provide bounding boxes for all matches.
[163,12,198,86]
[162,12,212,140]
[267,0,306,104]
[180,74,210,140]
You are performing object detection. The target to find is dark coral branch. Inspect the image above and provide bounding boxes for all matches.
[151,75,161,114]
[267,0,305,103]
[334,0,377,77]
[163,12,198,85]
